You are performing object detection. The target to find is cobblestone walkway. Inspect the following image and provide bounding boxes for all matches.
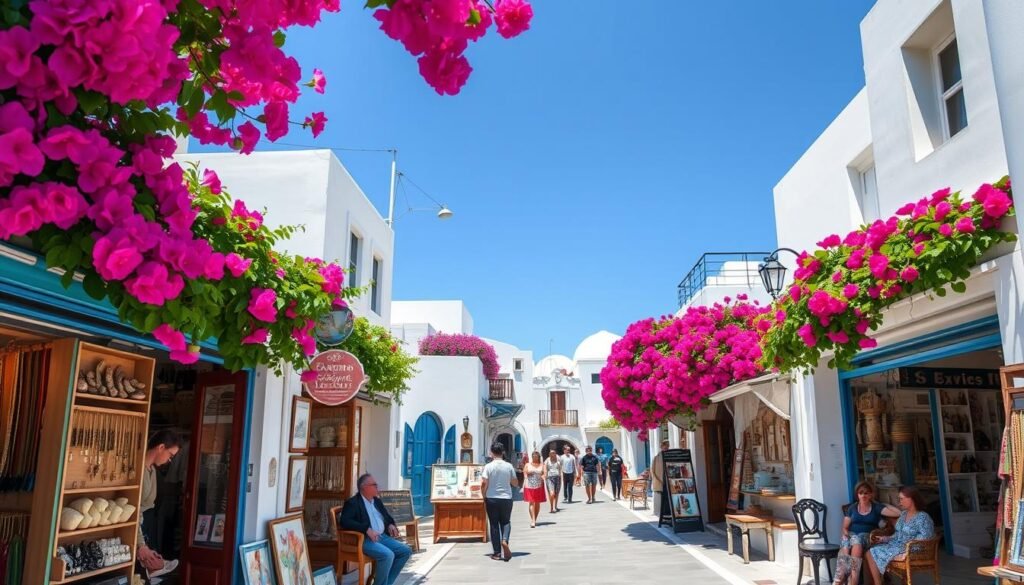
[419,493,730,585]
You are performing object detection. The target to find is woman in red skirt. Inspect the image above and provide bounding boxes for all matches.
[522,451,546,528]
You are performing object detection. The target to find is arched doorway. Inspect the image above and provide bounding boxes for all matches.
[411,412,442,515]
[595,436,614,457]
[540,438,578,459]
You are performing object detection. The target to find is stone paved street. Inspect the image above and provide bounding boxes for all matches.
[417,492,731,585]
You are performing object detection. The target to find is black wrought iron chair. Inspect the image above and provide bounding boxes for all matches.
[792,499,840,585]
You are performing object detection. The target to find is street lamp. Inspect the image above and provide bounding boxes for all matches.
[757,248,799,299]
[386,150,454,225]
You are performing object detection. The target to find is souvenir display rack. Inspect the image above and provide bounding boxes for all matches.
[17,339,154,585]
[982,364,1024,582]
[430,464,487,543]
[302,399,361,570]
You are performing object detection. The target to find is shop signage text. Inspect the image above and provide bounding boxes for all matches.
[304,350,366,405]
[898,367,1000,390]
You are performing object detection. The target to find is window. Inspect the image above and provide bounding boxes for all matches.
[370,257,381,314]
[857,164,879,223]
[936,37,966,139]
[513,358,524,372]
[348,232,361,287]
[591,373,600,384]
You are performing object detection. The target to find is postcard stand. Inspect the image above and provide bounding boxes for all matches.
[430,464,487,543]
[659,449,704,533]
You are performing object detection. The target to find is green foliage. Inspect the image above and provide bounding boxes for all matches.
[341,318,418,403]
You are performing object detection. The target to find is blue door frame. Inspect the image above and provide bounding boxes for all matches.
[0,249,255,585]
[411,413,442,515]
[837,316,1001,556]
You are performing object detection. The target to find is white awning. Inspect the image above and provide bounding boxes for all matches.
[709,373,792,446]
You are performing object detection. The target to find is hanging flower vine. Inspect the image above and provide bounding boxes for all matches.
[419,332,500,378]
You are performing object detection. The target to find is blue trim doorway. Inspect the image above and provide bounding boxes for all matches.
[411,412,442,515]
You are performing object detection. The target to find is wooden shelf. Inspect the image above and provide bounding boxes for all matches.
[57,520,137,538]
[63,485,139,494]
[74,393,148,406]
[51,561,133,584]
[741,491,796,501]
[71,404,146,418]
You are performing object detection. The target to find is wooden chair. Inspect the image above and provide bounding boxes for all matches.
[329,505,376,585]
[792,499,840,585]
[626,478,648,509]
[871,536,940,585]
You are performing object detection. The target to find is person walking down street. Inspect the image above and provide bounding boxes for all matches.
[559,445,578,503]
[482,443,518,561]
[580,446,602,504]
[522,451,546,527]
[596,447,610,490]
[607,449,625,500]
[650,440,669,518]
[339,474,413,585]
[544,450,562,513]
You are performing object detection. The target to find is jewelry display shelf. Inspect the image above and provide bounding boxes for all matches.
[21,339,154,585]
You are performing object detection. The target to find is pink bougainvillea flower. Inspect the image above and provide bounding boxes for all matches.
[242,328,270,344]
[153,324,187,351]
[92,233,144,281]
[236,122,260,154]
[248,288,278,322]
[982,187,1012,219]
[827,331,850,344]
[913,243,926,255]
[856,319,871,335]
[311,68,326,94]
[817,234,842,249]
[846,248,866,269]
[319,263,344,294]
[494,0,533,38]
[202,169,222,194]
[304,112,327,138]
[169,348,201,365]
[263,101,289,141]
[293,320,317,356]
[418,39,472,96]
[895,202,916,216]
[125,262,184,306]
[901,266,920,283]
[843,284,860,299]
[934,201,951,221]
[285,300,298,319]
[955,217,976,233]
[868,254,890,279]
[859,338,879,349]
[225,252,252,277]
[930,187,952,203]
[797,324,817,347]
[300,370,319,383]
[0,127,45,178]
[939,223,953,237]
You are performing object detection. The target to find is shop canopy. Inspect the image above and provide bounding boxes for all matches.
[709,372,792,445]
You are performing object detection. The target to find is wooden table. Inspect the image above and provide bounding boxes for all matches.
[724,514,775,564]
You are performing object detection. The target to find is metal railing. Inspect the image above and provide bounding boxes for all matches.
[488,378,515,401]
[676,252,770,309]
[539,410,578,427]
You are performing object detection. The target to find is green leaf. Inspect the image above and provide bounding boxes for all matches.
[935,287,947,297]
[82,273,107,301]
[144,311,162,332]
[467,8,481,25]
[364,0,389,7]
[45,246,65,268]
[60,269,75,289]
[950,281,967,294]
[77,91,108,116]
[273,30,287,48]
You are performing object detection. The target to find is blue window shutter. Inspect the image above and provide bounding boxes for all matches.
[403,423,414,477]
[444,426,456,463]
[514,434,522,455]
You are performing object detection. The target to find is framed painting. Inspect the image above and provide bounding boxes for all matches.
[290,396,312,452]
[239,540,278,585]
[286,456,308,512]
[268,515,314,585]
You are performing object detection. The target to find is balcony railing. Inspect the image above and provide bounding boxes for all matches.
[677,252,771,309]
[539,410,578,427]
[488,378,515,401]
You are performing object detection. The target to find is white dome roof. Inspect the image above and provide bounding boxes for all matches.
[572,330,621,363]
[534,354,574,376]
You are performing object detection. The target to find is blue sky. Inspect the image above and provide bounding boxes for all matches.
[192,1,876,358]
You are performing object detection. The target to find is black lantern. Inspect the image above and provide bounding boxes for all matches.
[758,248,799,299]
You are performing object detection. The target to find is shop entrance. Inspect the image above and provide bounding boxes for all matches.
[540,439,578,459]
[703,407,735,523]
[842,344,1004,561]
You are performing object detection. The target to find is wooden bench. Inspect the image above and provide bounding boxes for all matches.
[725,514,775,563]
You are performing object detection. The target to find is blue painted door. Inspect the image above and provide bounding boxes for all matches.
[595,436,614,457]
[444,426,456,463]
[412,413,442,515]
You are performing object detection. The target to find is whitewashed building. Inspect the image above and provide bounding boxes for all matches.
[671,0,1024,569]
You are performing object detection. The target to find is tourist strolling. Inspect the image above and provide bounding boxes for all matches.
[339,474,413,585]
[522,451,546,527]
[580,446,602,504]
[482,443,518,561]
[544,450,562,513]
[559,445,578,503]
[607,449,625,500]
[596,446,609,489]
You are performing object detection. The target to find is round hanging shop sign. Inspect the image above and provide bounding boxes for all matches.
[304,350,366,406]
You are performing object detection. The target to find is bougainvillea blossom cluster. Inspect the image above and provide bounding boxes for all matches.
[600,298,769,433]
[373,0,533,95]
[419,332,501,378]
[761,177,1015,372]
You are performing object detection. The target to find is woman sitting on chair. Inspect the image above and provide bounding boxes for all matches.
[833,481,900,585]
[864,485,935,585]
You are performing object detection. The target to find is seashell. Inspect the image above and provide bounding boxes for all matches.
[69,497,93,516]
[60,507,85,531]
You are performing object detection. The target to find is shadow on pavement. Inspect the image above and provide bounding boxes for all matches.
[620,522,677,545]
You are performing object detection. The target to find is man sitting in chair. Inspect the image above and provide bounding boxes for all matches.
[339,474,413,585]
